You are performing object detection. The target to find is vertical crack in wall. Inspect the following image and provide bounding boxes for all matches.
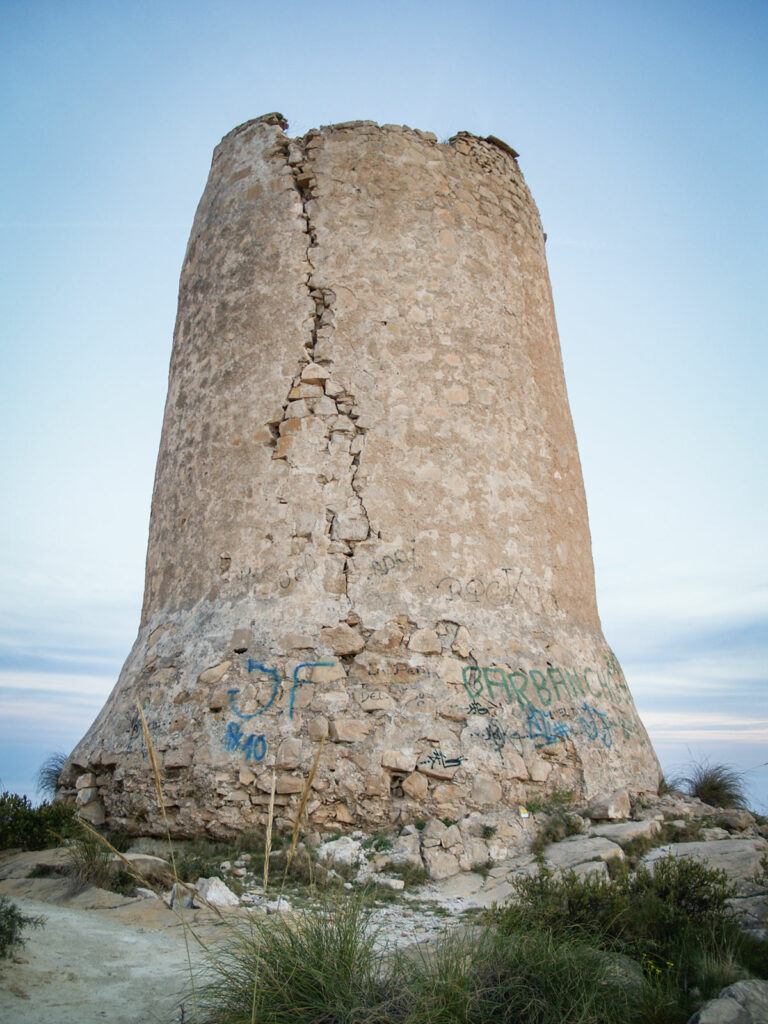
[267,127,371,602]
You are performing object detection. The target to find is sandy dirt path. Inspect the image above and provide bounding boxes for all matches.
[0,849,240,1024]
[0,894,207,1024]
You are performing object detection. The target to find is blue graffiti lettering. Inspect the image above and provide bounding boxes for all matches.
[241,732,267,762]
[577,702,613,748]
[289,662,333,718]
[229,661,281,718]
[526,707,570,747]
[225,721,266,762]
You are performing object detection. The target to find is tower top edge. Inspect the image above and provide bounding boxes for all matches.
[219,114,521,164]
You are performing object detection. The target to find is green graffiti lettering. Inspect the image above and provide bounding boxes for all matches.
[547,667,570,701]
[462,665,484,698]
[564,667,586,696]
[483,667,511,702]
[506,670,533,709]
[528,669,552,706]
[583,667,602,698]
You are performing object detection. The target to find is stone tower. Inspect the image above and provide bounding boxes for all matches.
[64,114,661,836]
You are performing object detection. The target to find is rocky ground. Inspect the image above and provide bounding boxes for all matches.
[1,789,767,1024]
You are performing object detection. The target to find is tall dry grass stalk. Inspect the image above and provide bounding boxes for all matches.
[136,699,200,1019]
[286,736,326,872]
[263,771,276,893]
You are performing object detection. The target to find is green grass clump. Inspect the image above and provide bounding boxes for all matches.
[526,788,576,816]
[400,928,650,1024]
[495,855,767,1019]
[531,808,584,858]
[192,893,676,1024]
[0,896,43,958]
[677,761,747,809]
[35,752,68,800]
[386,860,428,887]
[66,830,114,892]
[195,893,385,1024]
[0,791,77,851]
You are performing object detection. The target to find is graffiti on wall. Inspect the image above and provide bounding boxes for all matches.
[223,658,333,762]
[434,567,524,608]
[468,699,616,759]
[366,662,431,680]
[231,550,319,591]
[369,540,419,578]
[461,656,627,711]
[225,722,266,762]
[419,748,466,771]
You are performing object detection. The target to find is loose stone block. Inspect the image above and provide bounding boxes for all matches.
[402,772,428,800]
[587,789,631,821]
[423,847,461,881]
[329,718,370,743]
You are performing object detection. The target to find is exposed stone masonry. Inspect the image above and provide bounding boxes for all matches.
[63,114,662,836]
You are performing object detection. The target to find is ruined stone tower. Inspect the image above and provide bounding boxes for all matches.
[64,114,661,836]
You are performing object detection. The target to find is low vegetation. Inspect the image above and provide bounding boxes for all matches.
[8,747,763,1021]
[34,751,67,801]
[495,857,766,1021]
[530,808,584,858]
[188,851,768,1024]
[677,760,748,809]
[65,829,114,893]
[0,791,77,851]
[0,896,43,958]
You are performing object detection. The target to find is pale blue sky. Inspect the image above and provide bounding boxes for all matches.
[1,1,766,808]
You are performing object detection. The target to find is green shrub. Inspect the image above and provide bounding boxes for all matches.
[678,761,747,809]
[108,867,139,896]
[0,791,77,850]
[531,808,583,857]
[495,855,766,1016]
[400,927,654,1024]
[0,897,43,958]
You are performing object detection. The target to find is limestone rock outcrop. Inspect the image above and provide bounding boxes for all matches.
[63,114,662,835]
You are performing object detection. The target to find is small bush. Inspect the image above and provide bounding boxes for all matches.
[495,855,766,1017]
[0,897,43,958]
[0,791,77,850]
[400,927,652,1024]
[386,860,428,887]
[66,831,113,893]
[678,760,747,809]
[531,808,583,857]
[108,867,139,896]
[35,752,67,800]
[195,893,384,1024]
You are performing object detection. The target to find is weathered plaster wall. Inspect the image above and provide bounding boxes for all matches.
[64,114,661,835]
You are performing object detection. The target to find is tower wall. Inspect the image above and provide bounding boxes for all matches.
[65,115,661,835]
